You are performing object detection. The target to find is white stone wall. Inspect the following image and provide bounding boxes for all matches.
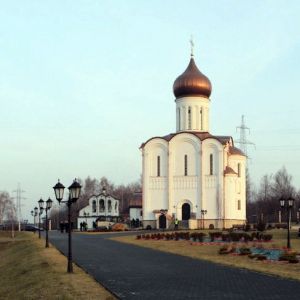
[176,96,210,132]
[142,132,246,229]
[201,139,223,221]
[129,208,143,220]
[226,154,246,221]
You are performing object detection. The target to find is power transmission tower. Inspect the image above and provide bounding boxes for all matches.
[12,183,26,231]
[235,115,255,158]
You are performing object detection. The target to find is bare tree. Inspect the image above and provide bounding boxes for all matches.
[271,166,295,199]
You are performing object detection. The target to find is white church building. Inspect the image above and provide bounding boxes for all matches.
[77,188,120,229]
[141,50,246,230]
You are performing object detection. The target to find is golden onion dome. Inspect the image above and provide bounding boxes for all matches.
[173,57,212,98]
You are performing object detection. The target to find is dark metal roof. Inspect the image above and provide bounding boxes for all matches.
[224,166,238,175]
[173,57,212,98]
[140,131,231,149]
[229,146,246,156]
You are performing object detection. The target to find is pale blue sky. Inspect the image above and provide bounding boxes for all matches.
[1,1,300,220]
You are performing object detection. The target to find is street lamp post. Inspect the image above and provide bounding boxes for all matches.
[31,208,38,233]
[53,179,82,273]
[37,199,44,239]
[200,209,207,229]
[39,198,53,247]
[279,197,294,249]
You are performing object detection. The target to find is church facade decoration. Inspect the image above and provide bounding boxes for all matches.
[140,51,246,230]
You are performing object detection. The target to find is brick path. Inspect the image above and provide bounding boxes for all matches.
[49,231,300,300]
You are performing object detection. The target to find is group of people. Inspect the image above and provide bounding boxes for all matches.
[79,221,88,231]
[59,221,73,233]
[130,218,141,228]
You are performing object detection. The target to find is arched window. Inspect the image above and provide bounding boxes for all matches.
[115,202,118,212]
[210,154,213,175]
[184,155,188,176]
[157,156,160,177]
[238,163,241,177]
[99,199,105,212]
[92,200,96,213]
[108,200,112,213]
[178,108,181,130]
[188,107,191,130]
[200,108,203,130]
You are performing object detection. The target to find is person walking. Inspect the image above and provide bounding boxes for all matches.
[174,218,179,230]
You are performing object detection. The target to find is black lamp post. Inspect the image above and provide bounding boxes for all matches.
[53,179,82,273]
[39,198,53,248]
[279,197,294,249]
[37,198,44,239]
[31,208,38,232]
[200,209,207,229]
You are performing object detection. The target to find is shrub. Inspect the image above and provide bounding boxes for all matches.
[244,224,251,232]
[209,231,222,241]
[229,232,242,242]
[279,251,299,263]
[218,243,236,255]
[221,233,230,242]
[190,232,197,242]
[111,223,127,231]
[145,234,150,240]
[257,221,266,232]
[242,233,252,242]
[198,232,206,242]
[256,254,267,260]
[275,223,287,229]
[239,247,252,256]
[219,245,231,255]
[262,234,272,241]
[136,235,141,240]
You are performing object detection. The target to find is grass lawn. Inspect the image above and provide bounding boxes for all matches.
[0,231,115,300]
[111,229,300,281]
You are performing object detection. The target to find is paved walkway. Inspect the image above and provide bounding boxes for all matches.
[49,231,300,300]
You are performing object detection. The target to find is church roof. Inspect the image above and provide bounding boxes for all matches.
[140,131,231,148]
[129,192,142,208]
[229,146,246,156]
[224,166,238,175]
[173,57,212,98]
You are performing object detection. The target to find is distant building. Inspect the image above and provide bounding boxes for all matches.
[141,50,246,230]
[77,188,120,229]
[129,192,142,222]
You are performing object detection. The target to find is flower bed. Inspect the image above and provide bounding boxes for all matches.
[136,231,273,244]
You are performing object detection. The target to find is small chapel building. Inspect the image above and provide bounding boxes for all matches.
[140,50,246,230]
[77,188,120,229]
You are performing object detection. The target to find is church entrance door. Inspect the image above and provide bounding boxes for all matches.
[159,214,166,229]
[182,203,191,220]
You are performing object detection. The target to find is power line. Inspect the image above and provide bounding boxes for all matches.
[12,183,26,225]
[235,115,255,158]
